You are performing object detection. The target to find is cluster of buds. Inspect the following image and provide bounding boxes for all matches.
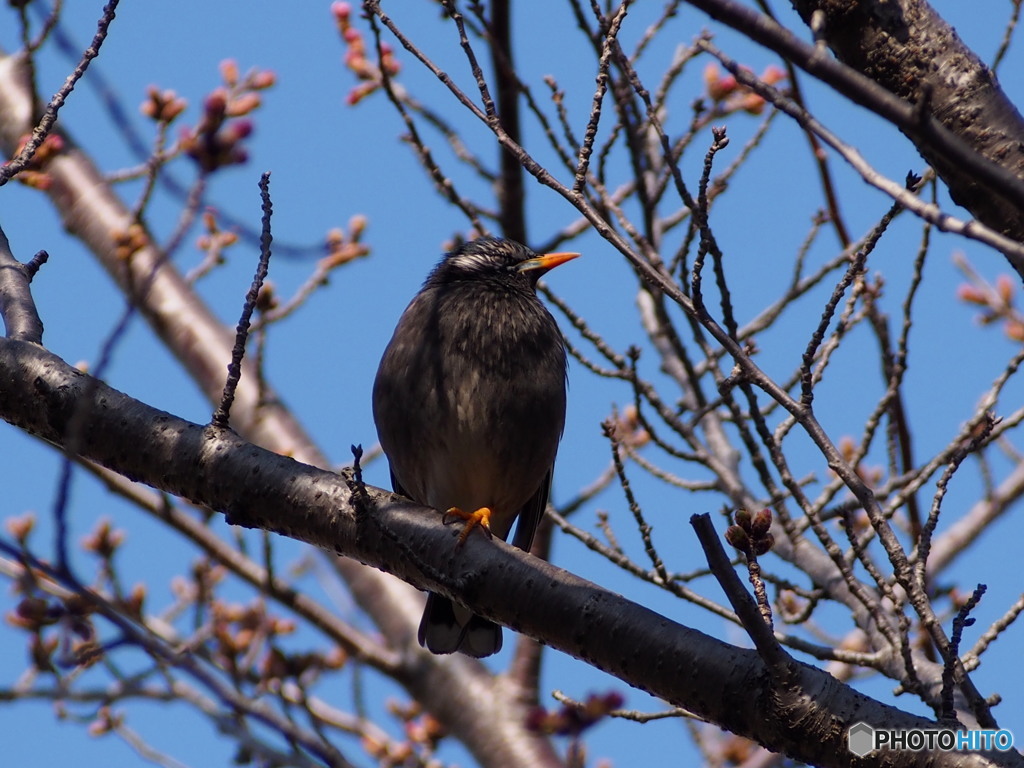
[322,213,371,270]
[725,508,774,557]
[606,404,651,450]
[957,270,1024,342]
[776,589,811,623]
[80,517,147,619]
[87,706,125,737]
[179,59,275,172]
[837,435,883,487]
[333,1,400,105]
[8,133,65,190]
[112,221,149,261]
[171,559,226,605]
[254,280,278,313]
[6,516,142,671]
[140,86,187,124]
[210,599,295,677]
[117,583,147,622]
[359,735,416,768]
[394,700,445,752]
[526,691,625,737]
[703,63,786,116]
[359,700,445,767]
[260,646,345,689]
[247,214,371,326]
[208,596,344,694]
[81,517,125,560]
[9,591,99,670]
[719,735,762,765]
[194,208,239,267]
[6,512,34,545]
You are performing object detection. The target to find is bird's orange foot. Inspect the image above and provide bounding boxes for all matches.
[444,506,493,545]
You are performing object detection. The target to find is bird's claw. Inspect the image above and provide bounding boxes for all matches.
[445,506,493,545]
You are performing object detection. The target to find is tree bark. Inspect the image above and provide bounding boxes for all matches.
[790,0,1024,271]
[0,337,1018,768]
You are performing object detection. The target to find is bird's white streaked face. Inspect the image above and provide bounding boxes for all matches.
[448,250,505,275]
[444,240,532,278]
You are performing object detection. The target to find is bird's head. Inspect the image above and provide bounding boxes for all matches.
[430,238,579,288]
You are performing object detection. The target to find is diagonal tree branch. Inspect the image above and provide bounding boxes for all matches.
[682,0,1024,275]
[0,336,1017,768]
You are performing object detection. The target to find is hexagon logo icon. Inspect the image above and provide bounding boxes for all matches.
[848,722,875,757]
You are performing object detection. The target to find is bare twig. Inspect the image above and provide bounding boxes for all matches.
[940,585,987,723]
[212,173,274,429]
[0,0,120,186]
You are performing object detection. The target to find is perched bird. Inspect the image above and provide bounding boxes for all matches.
[372,238,578,657]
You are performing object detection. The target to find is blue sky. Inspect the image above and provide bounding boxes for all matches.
[2,2,1024,766]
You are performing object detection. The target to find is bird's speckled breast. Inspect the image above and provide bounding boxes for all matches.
[372,279,566,540]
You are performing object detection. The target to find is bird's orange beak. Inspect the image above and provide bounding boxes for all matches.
[516,251,581,275]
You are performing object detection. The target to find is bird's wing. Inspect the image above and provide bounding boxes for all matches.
[389,468,408,498]
[509,467,552,553]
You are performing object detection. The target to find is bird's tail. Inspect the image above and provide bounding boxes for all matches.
[418,592,503,658]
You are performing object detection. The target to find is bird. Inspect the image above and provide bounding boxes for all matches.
[372,237,578,657]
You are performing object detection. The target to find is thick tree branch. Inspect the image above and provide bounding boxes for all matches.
[682,0,1024,274]
[788,0,1024,273]
[0,337,1017,768]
